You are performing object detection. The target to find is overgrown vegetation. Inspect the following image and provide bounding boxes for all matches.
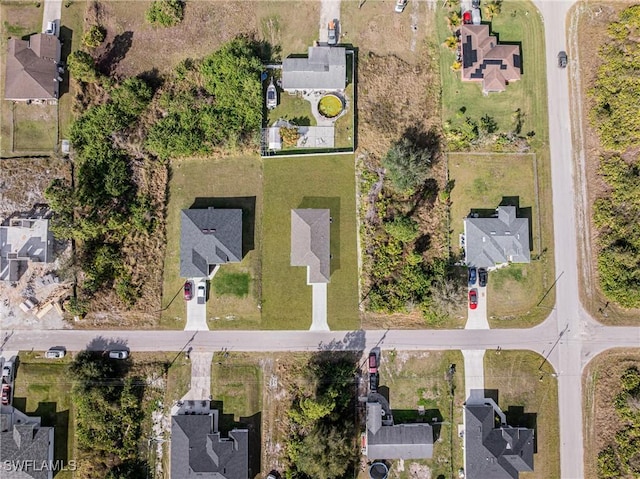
[70,351,147,478]
[82,24,105,48]
[67,50,100,83]
[284,354,359,479]
[590,6,640,308]
[597,367,640,478]
[382,137,433,192]
[145,0,184,28]
[145,37,263,159]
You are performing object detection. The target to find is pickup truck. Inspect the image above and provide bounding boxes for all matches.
[328,20,337,46]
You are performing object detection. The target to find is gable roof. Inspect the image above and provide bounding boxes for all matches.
[0,412,54,479]
[366,401,433,460]
[171,414,248,479]
[282,46,346,91]
[0,217,52,282]
[290,209,330,284]
[460,24,521,92]
[5,34,61,101]
[180,208,242,278]
[464,206,530,268]
[464,403,534,479]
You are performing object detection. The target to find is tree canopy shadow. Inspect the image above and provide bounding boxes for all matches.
[317,330,365,352]
[97,31,133,76]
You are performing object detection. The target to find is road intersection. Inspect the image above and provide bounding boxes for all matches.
[2,1,639,478]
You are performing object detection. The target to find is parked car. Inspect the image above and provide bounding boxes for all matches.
[1,384,10,405]
[2,361,13,380]
[472,0,480,8]
[184,281,193,301]
[44,20,58,36]
[45,347,66,359]
[463,10,472,24]
[471,7,481,25]
[368,352,378,374]
[328,20,338,46]
[395,0,408,13]
[478,268,488,287]
[468,289,478,310]
[369,372,379,392]
[558,51,568,68]
[468,267,477,286]
[197,281,206,305]
[109,350,129,360]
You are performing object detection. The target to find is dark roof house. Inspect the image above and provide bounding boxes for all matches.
[291,209,330,284]
[460,24,521,93]
[5,33,61,101]
[0,409,55,479]
[365,398,433,460]
[464,395,534,479]
[0,215,53,282]
[463,206,530,269]
[180,208,242,278]
[171,409,248,479]
[282,46,346,92]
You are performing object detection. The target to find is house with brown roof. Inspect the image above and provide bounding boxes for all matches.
[460,25,521,93]
[4,33,62,102]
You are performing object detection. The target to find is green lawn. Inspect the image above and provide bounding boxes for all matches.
[211,354,262,425]
[267,91,317,128]
[449,153,554,325]
[379,350,465,479]
[212,270,251,297]
[484,351,560,479]
[437,0,549,146]
[262,155,359,330]
[12,360,75,479]
[160,155,263,329]
[12,103,58,152]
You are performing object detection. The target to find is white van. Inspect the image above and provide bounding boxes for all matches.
[45,20,58,36]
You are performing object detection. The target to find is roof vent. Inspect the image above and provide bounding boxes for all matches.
[490,231,496,235]
[201,229,217,234]
[505,231,511,235]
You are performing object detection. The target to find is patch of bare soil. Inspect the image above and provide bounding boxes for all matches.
[583,349,640,479]
[572,2,640,323]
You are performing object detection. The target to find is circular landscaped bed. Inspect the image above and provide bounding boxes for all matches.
[318,94,344,118]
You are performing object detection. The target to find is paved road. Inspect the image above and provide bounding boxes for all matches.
[41,0,62,34]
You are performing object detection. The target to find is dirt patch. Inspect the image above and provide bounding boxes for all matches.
[572,2,640,323]
[582,349,640,479]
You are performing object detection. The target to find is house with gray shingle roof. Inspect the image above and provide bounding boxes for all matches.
[291,209,330,284]
[282,46,346,92]
[4,33,61,102]
[171,408,248,479]
[0,214,53,282]
[180,208,242,278]
[463,206,530,269]
[464,394,534,479]
[0,409,55,479]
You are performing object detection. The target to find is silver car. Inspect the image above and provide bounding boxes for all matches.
[109,350,129,360]
[45,347,66,359]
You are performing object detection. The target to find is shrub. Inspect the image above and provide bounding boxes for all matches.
[145,0,184,27]
[67,50,99,83]
[384,216,420,243]
[82,25,105,48]
[280,126,299,148]
[382,137,433,192]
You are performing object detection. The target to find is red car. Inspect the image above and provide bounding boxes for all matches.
[1,384,10,405]
[184,281,193,301]
[463,10,472,24]
[368,352,378,374]
[468,289,478,310]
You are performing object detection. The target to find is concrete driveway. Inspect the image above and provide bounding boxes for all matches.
[185,279,208,331]
[310,283,329,331]
[180,351,213,401]
[319,0,341,43]
[41,0,62,34]
[465,284,488,330]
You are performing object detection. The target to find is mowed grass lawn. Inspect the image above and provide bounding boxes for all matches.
[262,155,359,330]
[12,360,75,479]
[160,155,263,329]
[484,351,560,479]
[449,153,554,325]
[437,0,548,145]
[211,354,262,424]
[379,350,465,479]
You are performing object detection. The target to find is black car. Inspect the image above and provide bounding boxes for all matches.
[468,267,477,286]
[558,51,568,68]
[472,0,480,8]
[369,372,379,392]
[478,268,488,287]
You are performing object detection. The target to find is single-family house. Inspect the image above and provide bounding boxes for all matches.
[0,408,55,479]
[460,24,521,93]
[180,207,242,278]
[464,391,534,479]
[0,215,53,282]
[291,209,330,284]
[4,33,62,102]
[463,206,530,269]
[171,407,248,479]
[282,46,346,92]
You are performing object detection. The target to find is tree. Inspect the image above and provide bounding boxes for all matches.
[295,425,357,479]
[67,50,99,83]
[82,25,105,48]
[444,35,458,51]
[145,0,184,27]
[382,137,433,191]
[483,0,502,20]
[384,216,420,243]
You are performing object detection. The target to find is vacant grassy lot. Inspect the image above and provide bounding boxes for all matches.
[262,155,359,330]
[449,152,554,325]
[160,155,262,329]
[437,0,548,145]
[211,354,262,427]
[378,350,465,479]
[12,359,75,479]
[583,349,640,479]
[484,350,560,479]
[12,103,58,152]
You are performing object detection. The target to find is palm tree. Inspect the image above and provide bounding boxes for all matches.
[444,35,458,51]
[484,1,502,20]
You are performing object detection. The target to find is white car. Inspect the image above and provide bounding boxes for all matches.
[197,281,207,304]
[44,20,58,36]
[109,350,129,360]
[45,347,66,359]
[395,0,408,13]
[2,362,13,380]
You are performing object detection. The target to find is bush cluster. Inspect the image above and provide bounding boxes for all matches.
[82,24,105,48]
[145,0,184,27]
